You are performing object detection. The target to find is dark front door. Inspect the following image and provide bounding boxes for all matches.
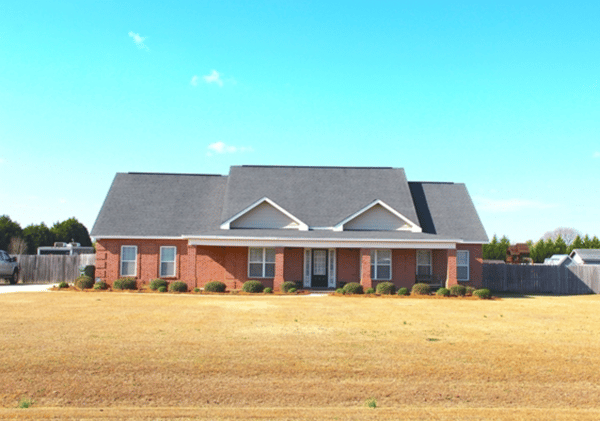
[312,249,328,288]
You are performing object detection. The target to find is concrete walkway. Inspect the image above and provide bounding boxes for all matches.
[0,283,55,294]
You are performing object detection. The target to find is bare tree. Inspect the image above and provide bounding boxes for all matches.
[541,227,581,245]
[8,237,27,255]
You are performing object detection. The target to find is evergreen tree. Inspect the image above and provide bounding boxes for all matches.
[582,234,592,248]
[50,218,92,246]
[0,215,23,251]
[530,239,546,263]
[568,235,584,254]
[498,236,511,261]
[554,235,567,255]
[591,236,600,249]
[483,235,499,260]
[23,223,55,254]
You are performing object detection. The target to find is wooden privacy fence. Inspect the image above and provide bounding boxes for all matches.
[14,255,96,283]
[483,264,600,295]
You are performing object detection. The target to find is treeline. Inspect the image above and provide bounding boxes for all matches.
[484,233,600,264]
[0,215,92,255]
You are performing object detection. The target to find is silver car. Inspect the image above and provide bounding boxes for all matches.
[0,250,19,284]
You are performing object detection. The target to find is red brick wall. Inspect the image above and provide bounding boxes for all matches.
[337,249,359,286]
[284,248,304,284]
[457,243,483,288]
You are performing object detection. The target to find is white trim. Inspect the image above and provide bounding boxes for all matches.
[328,249,336,288]
[457,250,470,281]
[159,246,177,278]
[120,245,138,277]
[248,247,276,278]
[370,249,392,281]
[220,197,309,231]
[416,250,432,276]
[94,236,184,240]
[303,248,312,287]
[333,200,422,233]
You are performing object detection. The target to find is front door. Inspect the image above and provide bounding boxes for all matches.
[311,249,328,288]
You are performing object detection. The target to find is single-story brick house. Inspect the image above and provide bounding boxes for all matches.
[91,166,488,291]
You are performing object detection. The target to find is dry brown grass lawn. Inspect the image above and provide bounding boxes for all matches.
[1,291,600,420]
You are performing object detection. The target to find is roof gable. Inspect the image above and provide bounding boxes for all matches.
[336,200,421,232]
[221,198,308,230]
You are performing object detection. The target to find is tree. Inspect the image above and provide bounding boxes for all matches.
[483,235,511,260]
[8,237,27,255]
[23,223,55,254]
[530,239,546,263]
[542,227,581,245]
[50,218,92,246]
[568,235,584,254]
[553,235,567,255]
[0,215,23,251]
[591,236,600,249]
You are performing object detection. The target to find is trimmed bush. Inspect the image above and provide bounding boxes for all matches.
[193,287,200,293]
[436,287,450,297]
[83,265,95,279]
[264,287,273,294]
[158,286,167,293]
[169,281,188,293]
[281,281,296,293]
[93,280,108,290]
[288,287,297,293]
[343,282,364,295]
[204,281,227,293]
[150,278,168,291]
[450,284,467,297]
[397,287,409,296]
[75,275,94,289]
[411,283,430,295]
[473,288,491,299]
[335,288,344,294]
[58,281,69,289]
[242,281,265,293]
[366,287,375,294]
[466,286,476,296]
[113,278,137,290]
[376,282,396,295]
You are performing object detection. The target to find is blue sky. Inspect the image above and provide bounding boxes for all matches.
[1,1,599,243]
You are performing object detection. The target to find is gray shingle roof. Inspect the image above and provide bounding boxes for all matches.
[570,249,600,263]
[91,166,488,243]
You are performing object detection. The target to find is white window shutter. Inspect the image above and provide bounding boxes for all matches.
[303,248,311,288]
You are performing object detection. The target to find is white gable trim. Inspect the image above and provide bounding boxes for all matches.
[333,200,422,233]
[220,197,309,231]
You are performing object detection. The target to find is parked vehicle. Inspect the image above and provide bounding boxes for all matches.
[0,250,19,284]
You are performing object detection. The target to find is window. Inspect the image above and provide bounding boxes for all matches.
[416,250,432,276]
[120,246,137,277]
[248,247,275,278]
[160,246,177,277]
[457,250,469,281]
[371,249,391,280]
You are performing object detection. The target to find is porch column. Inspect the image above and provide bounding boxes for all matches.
[360,248,372,290]
[273,247,285,291]
[186,244,197,289]
[446,248,458,288]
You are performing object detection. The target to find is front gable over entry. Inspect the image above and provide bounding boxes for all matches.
[336,200,422,232]
[221,198,308,230]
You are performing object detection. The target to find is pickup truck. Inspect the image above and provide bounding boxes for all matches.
[0,250,19,284]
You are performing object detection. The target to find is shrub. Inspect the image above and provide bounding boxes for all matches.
[75,275,94,289]
[113,278,137,290]
[93,280,108,290]
[436,287,450,297]
[83,265,95,279]
[150,278,168,291]
[242,281,265,293]
[343,282,364,295]
[450,284,467,297]
[169,281,188,293]
[264,287,273,294]
[281,281,296,293]
[366,287,375,294]
[397,287,409,296]
[376,282,396,295]
[18,398,33,409]
[366,398,377,409]
[473,288,491,299]
[58,281,68,289]
[335,288,344,294]
[465,286,476,296]
[204,281,227,293]
[288,287,297,293]
[411,283,430,295]
[158,286,167,293]
[193,287,200,293]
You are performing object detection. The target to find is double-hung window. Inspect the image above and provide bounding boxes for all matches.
[457,250,469,281]
[120,246,137,277]
[248,247,275,278]
[371,249,391,280]
[416,250,432,276]
[160,246,177,277]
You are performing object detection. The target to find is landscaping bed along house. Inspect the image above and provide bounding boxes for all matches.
[55,276,493,299]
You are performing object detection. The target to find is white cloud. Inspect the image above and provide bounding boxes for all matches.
[475,197,556,213]
[190,75,199,86]
[593,151,600,158]
[206,141,253,156]
[128,31,149,50]
[203,70,223,87]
